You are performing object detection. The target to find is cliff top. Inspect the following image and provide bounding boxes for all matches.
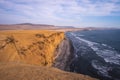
[0,62,98,80]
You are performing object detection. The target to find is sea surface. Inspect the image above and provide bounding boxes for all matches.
[66,29,120,80]
[74,29,120,52]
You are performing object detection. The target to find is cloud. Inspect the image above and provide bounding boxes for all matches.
[0,0,120,26]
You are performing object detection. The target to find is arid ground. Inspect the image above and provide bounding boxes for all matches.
[0,24,98,80]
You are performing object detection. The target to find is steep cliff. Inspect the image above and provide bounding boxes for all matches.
[0,30,98,80]
[0,30,64,66]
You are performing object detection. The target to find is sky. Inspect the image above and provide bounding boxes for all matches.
[0,0,120,28]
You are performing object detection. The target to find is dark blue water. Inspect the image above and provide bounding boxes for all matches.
[66,29,120,80]
[74,29,120,52]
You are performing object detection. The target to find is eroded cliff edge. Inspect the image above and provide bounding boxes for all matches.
[0,30,97,80]
[0,30,64,66]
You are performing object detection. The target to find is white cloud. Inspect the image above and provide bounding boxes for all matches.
[0,0,120,26]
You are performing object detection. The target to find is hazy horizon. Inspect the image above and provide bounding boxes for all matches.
[0,0,120,28]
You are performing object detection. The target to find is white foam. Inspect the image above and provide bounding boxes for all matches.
[92,60,111,77]
[102,44,107,46]
[70,33,120,65]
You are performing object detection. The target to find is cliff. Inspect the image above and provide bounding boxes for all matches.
[0,30,97,80]
[0,30,64,66]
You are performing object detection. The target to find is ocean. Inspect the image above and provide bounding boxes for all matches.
[66,29,120,80]
[74,29,120,52]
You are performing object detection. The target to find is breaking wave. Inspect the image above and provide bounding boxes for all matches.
[71,33,120,65]
[66,32,120,80]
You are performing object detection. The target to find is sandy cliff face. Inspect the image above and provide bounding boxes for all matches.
[0,30,64,66]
